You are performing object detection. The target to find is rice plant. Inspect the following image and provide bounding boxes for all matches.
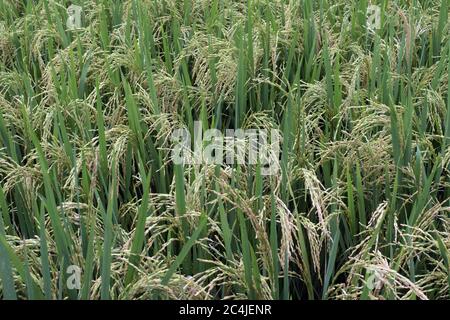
[0,0,449,300]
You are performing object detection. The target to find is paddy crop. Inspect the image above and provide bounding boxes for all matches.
[0,0,449,300]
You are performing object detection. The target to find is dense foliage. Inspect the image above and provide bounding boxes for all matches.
[0,0,449,299]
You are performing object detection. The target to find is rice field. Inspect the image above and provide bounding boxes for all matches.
[0,0,449,300]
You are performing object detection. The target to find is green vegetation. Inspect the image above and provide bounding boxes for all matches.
[0,0,449,300]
